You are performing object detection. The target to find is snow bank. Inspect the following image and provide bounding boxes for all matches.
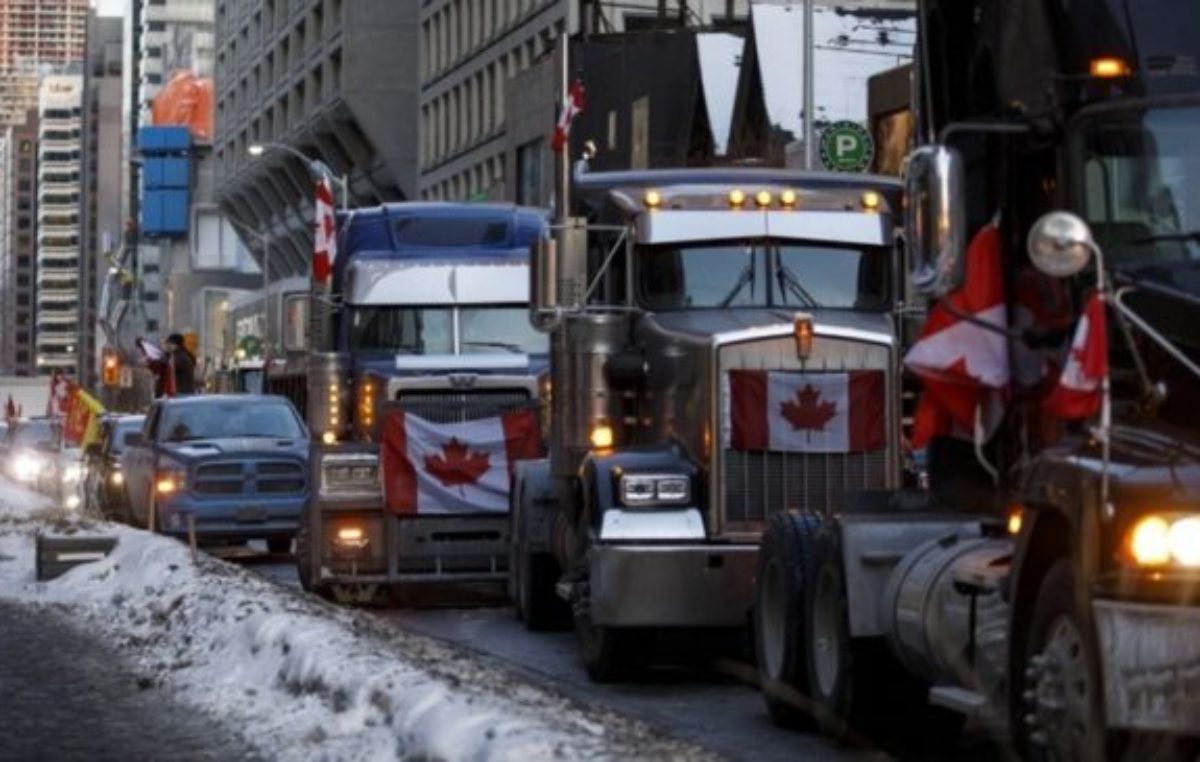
[0,478,711,761]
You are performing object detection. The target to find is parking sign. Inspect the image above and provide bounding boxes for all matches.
[818,121,875,173]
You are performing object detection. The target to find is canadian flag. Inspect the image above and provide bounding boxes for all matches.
[904,221,1009,448]
[312,176,338,285]
[1044,292,1107,419]
[47,372,72,418]
[723,370,886,453]
[551,80,585,153]
[380,408,542,515]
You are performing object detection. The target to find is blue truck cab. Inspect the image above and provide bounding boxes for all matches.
[281,203,549,599]
[121,394,309,552]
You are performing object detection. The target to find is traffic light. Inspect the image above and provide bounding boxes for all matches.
[101,347,121,387]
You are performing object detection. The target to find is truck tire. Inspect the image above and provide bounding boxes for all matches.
[515,550,568,631]
[755,510,822,727]
[1021,560,1107,762]
[294,501,320,595]
[575,608,648,683]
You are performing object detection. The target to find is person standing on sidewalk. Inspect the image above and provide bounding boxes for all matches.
[165,334,197,395]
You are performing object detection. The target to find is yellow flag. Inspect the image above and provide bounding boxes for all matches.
[76,388,106,447]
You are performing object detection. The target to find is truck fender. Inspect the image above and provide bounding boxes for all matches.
[511,459,555,555]
[577,445,702,541]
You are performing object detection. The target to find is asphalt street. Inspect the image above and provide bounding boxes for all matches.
[0,600,256,761]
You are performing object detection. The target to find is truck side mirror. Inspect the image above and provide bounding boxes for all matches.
[531,218,588,332]
[905,145,965,297]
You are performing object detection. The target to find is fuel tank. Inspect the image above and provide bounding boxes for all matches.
[883,533,1013,694]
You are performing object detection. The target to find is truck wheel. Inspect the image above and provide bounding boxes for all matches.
[1022,560,1107,762]
[515,550,568,631]
[575,609,647,683]
[294,502,318,594]
[755,510,822,727]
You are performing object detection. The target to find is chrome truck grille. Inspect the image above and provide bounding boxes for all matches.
[716,331,896,535]
[395,389,531,423]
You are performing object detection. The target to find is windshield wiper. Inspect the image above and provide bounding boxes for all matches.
[461,340,524,353]
[719,254,757,308]
[1129,230,1200,245]
[775,263,818,308]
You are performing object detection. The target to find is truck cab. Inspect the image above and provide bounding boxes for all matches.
[296,203,548,600]
[512,168,904,677]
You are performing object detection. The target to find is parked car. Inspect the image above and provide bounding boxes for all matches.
[82,414,145,521]
[121,395,309,551]
[1,418,60,490]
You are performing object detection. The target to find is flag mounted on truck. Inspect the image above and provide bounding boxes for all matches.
[380,407,541,514]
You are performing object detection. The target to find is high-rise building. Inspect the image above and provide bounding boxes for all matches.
[213,0,420,279]
[137,0,215,124]
[0,0,89,127]
[82,13,125,385]
[0,110,40,376]
[35,74,84,375]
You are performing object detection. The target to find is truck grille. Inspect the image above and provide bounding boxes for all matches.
[722,448,889,530]
[193,459,306,496]
[395,389,531,424]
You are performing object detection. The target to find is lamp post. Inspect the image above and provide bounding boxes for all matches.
[224,216,271,358]
[248,141,349,209]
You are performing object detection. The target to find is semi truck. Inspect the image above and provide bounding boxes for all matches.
[753,0,1200,757]
[510,162,906,678]
[284,203,549,601]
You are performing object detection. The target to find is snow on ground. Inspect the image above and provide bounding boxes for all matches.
[0,477,715,761]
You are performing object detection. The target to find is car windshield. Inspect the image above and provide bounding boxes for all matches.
[160,401,303,442]
[1075,104,1200,297]
[636,241,890,310]
[348,304,546,355]
[10,421,56,449]
[110,420,144,454]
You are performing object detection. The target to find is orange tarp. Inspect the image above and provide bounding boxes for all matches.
[151,71,214,143]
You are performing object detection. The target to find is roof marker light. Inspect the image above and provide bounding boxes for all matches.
[728,189,746,209]
[861,191,881,211]
[755,190,773,208]
[780,189,798,208]
[644,190,662,209]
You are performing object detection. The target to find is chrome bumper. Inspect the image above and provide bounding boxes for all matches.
[589,543,757,627]
[1093,599,1200,734]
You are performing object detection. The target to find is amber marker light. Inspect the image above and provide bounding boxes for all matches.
[728,189,746,208]
[321,431,337,445]
[793,313,814,360]
[780,189,798,208]
[1090,56,1131,78]
[1006,507,1023,536]
[861,191,881,211]
[589,422,615,450]
[755,190,773,208]
[1128,515,1172,567]
[644,190,662,209]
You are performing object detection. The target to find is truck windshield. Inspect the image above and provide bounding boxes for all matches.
[1076,104,1200,297]
[636,241,889,310]
[160,401,303,441]
[348,305,546,354]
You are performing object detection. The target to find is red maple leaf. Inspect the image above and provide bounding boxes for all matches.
[423,438,491,488]
[780,384,837,431]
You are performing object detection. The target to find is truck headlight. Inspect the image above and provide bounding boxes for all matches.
[320,454,380,497]
[618,473,692,507]
[1127,514,1200,568]
[156,468,187,495]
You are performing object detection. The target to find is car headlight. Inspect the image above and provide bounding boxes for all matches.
[62,464,83,483]
[618,472,692,507]
[110,470,124,486]
[13,453,46,481]
[1126,514,1200,568]
[320,454,380,496]
[155,468,187,495]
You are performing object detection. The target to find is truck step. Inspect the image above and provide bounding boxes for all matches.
[928,686,986,716]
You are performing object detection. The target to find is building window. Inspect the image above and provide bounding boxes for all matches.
[516,138,543,206]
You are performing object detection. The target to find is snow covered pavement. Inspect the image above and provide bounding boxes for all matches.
[0,477,715,761]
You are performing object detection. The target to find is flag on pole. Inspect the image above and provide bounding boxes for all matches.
[312,176,338,285]
[552,80,586,153]
[1044,292,1107,420]
[64,385,105,447]
[380,408,542,515]
[723,370,886,453]
[903,220,1009,448]
[136,337,175,397]
[47,372,72,418]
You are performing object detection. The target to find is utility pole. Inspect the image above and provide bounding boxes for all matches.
[803,0,815,169]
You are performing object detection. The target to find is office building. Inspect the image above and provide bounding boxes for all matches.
[0,0,89,128]
[0,112,38,375]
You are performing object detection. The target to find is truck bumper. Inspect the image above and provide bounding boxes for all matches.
[157,494,305,542]
[1093,599,1200,735]
[589,543,757,627]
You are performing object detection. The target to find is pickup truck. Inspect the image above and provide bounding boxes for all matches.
[121,394,309,552]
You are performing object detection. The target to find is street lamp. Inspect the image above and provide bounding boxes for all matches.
[224,216,272,358]
[248,141,349,209]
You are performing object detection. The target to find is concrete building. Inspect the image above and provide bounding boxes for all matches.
[0,0,89,128]
[137,0,215,124]
[35,74,84,375]
[418,0,750,203]
[81,13,126,386]
[213,0,420,280]
[0,112,39,376]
